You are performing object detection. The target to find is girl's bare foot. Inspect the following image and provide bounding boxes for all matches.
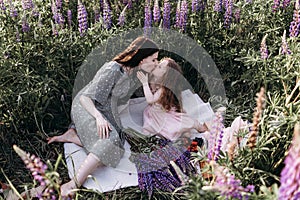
[194,121,209,133]
[47,128,82,146]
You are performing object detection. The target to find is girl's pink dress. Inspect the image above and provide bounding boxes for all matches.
[142,103,196,141]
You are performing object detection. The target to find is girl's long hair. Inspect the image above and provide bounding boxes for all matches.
[113,36,159,68]
[156,58,183,112]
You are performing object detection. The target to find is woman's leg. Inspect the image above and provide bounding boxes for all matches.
[60,153,102,197]
[47,128,82,146]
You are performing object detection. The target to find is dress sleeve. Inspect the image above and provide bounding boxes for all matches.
[81,62,121,105]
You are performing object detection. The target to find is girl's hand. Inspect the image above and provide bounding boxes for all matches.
[137,71,148,85]
[96,115,112,139]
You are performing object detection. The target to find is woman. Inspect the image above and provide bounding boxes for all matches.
[48,36,159,197]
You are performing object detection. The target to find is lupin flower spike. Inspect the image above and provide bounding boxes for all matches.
[260,34,269,60]
[280,30,292,55]
[278,123,300,200]
[163,0,171,29]
[153,0,160,23]
[13,145,57,199]
[289,0,300,37]
[203,162,255,200]
[247,87,265,150]
[118,5,128,26]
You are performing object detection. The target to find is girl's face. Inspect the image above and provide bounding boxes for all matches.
[139,52,159,73]
[151,59,168,78]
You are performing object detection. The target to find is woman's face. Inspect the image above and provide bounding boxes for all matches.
[151,59,168,78]
[139,52,159,73]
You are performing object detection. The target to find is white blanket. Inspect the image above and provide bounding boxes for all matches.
[64,90,214,192]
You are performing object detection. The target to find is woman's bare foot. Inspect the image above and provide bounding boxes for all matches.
[47,128,82,146]
[60,180,77,199]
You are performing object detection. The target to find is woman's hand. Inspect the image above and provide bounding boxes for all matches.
[95,115,112,139]
[137,71,148,85]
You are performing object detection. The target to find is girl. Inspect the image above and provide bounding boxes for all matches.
[130,57,206,196]
[137,57,208,141]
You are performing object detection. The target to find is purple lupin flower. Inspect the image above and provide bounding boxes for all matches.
[199,0,206,11]
[278,124,300,200]
[224,0,233,28]
[153,0,160,23]
[52,2,64,27]
[175,0,181,28]
[144,0,152,36]
[118,5,127,26]
[103,0,112,29]
[32,8,39,17]
[22,0,34,10]
[77,0,88,36]
[163,0,171,29]
[99,0,104,11]
[67,9,72,27]
[272,0,281,12]
[280,30,292,55]
[207,112,225,161]
[0,0,5,11]
[127,0,133,9]
[22,16,30,32]
[10,4,18,18]
[289,1,300,37]
[94,6,100,23]
[179,0,188,32]
[214,0,222,12]
[234,8,240,23]
[192,0,198,12]
[56,0,62,9]
[282,0,291,8]
[203,162,255,200]
[260,34,269,60]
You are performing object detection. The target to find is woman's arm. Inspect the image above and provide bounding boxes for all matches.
[80,95,112,139]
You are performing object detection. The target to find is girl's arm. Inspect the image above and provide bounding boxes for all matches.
[137,71,162,104]
[142,83,162,104]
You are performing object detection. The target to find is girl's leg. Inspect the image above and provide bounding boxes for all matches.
[60,153,102,198]
[47,128,82,146]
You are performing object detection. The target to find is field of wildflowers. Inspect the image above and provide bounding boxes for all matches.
[0,0,299,199]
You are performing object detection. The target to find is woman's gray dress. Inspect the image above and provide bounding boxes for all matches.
[71,61,139,168]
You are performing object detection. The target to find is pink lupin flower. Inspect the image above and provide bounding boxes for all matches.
[278,123,300,200]
[260,34,269,60]
[280,30,292,55]
[13,145,57,199]
[118,5,128,26]
[203,162,255,200]
[153,0,160,23]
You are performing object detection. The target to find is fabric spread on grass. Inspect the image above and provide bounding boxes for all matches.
[64,90,214,193]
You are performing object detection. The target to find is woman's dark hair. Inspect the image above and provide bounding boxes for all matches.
[157,58,183,112]
[113,36,159,68]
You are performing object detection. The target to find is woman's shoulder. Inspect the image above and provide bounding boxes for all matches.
[104,61,122,72]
